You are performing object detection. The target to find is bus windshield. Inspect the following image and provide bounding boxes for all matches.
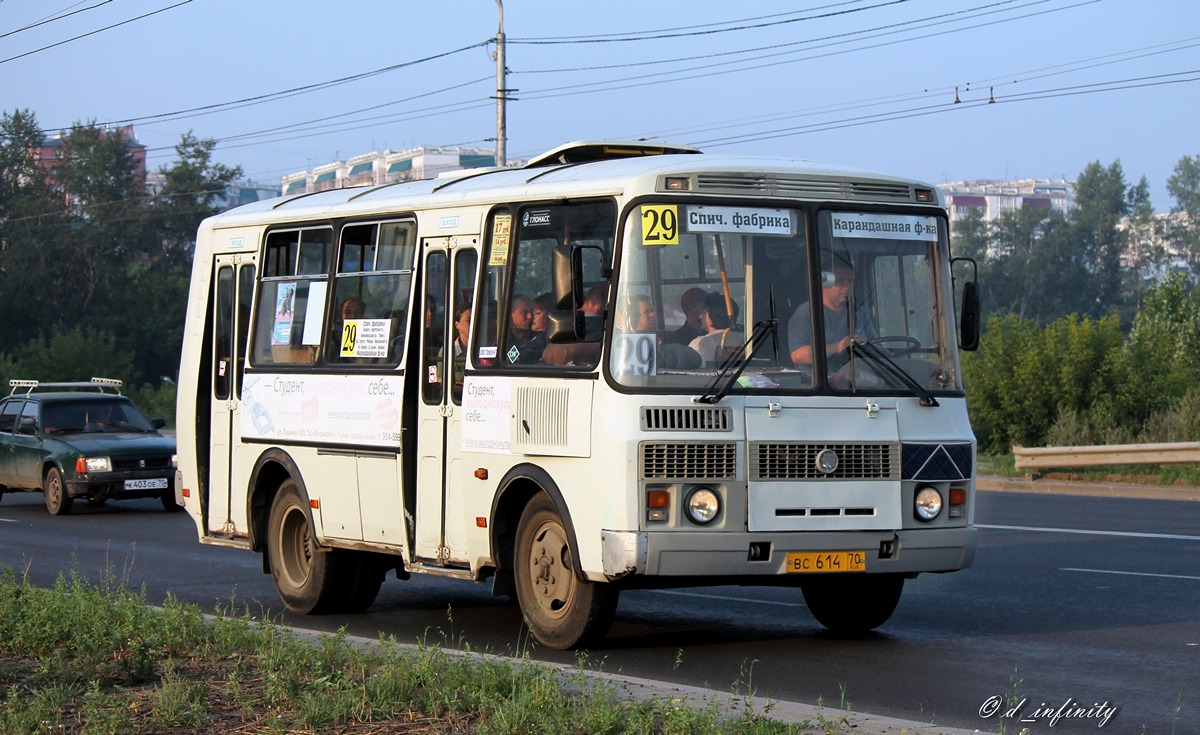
[609,202,963,396]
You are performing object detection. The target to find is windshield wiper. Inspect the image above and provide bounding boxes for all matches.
[850,339,939,407]
[697,315,779,405]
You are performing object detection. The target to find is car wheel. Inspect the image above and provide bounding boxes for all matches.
[44,467,73,516]
[514,493,618,650]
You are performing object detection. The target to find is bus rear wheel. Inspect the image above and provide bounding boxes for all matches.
[514,493,617,650]
[267,479,351,614]
[800,573,905,633]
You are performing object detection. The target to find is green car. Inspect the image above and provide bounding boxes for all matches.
[0,379,178,515]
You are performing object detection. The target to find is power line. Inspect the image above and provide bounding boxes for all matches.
[0,0,114,40]
[514,0,1093,101]
[39,41,493,133]
[508,1,867,41]
[693,70,1200,148]
[514,0,1037,75]
[509,0,908,44]
[630,36,1200,144]
[0,0,194,66]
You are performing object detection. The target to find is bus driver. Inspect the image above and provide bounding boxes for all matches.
[788,262,876,372]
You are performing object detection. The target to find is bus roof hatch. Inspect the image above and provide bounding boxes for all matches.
[524,140,702,169]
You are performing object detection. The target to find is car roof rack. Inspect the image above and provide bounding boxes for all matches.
[7,377,124,396]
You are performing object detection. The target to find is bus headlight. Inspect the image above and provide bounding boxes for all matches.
[914,486,942,521]
[684,486,720,525]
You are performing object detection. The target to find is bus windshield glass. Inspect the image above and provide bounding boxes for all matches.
[609,203,962,396]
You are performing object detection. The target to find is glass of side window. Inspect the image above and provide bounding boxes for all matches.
[329,221,416,365]
[252,228,333,366]
[477,202,616,370]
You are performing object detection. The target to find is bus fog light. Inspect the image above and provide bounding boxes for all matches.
[684,486,720,525]
[914,486,942,521]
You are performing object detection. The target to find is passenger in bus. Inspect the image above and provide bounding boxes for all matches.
[788,262,877,371]
[619,293,657,333]
[507,294,545,364]
[330,297,367,362]
[666,287,707,345]
[532,292,552,335]
[689,292,740,364]
[451,303,471,392]
[541,284,606,366]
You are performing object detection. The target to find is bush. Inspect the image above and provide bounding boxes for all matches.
[965,273,1200,452]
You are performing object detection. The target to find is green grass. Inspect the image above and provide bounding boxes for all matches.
[0,567,853,734]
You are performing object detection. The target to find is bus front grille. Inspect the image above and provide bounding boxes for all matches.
[750,442,899,480]
[641,442,737,480]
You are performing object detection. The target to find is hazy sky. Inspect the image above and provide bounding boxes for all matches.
[3,0,1197,210]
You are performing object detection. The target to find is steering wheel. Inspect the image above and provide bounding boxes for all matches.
[867,335,922,355]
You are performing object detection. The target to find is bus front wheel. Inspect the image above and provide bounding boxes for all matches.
[267,479,348,614]
[801,573,905,633]
[514,493,617,650]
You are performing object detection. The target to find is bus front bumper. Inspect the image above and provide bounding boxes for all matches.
[601,526,977,579]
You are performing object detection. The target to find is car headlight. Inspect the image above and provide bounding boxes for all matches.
[914,485,943,521]
[76,457,111,473]
[684,486,721,525]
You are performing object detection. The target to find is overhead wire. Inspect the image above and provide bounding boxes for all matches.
[513,0,1098,100]
[508,0,909,44]
[0,0,114,40]
[0,0,194,66]
[507,1,866,41]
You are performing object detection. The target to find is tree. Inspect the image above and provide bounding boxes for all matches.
[1166,154,1200,268]
[1072,160,1130,316]
[151,131,242,257]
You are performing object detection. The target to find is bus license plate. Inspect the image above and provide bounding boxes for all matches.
[786,551,866,573]
[125,478,168,490]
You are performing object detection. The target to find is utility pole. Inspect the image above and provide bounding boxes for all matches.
[494,0,507,166]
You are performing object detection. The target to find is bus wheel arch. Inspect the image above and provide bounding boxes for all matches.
[490,464,583,583]
[247,448,306,557]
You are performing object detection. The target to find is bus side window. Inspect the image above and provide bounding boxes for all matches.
[251,228,332,366]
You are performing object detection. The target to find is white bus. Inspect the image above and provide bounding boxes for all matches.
[176,141,981,650]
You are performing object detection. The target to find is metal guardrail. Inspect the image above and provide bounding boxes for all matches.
[1013,442,1200,470]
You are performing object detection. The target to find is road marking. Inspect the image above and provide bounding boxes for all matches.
[654,590,805,608]
[978,523,1200,542]
[0,518,16,524]
[1062,567,1200,582]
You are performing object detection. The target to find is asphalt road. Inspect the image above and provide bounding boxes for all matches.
[1,487,1197,734]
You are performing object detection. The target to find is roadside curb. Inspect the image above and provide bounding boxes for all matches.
[977,474,1200,502]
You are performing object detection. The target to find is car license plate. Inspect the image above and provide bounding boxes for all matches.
[786,551,866,573]
[125,478,168,490]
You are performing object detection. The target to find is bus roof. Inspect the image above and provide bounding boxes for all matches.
[203,144,941,230]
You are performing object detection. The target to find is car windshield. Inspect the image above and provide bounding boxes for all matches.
[608,202,963,396]
[43,399,156,434]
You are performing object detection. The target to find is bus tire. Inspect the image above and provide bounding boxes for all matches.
[341,554,386,613]
[514,493,617,650]
[44,467,73,516]
[800,573,905,633]
[266,479,348,614]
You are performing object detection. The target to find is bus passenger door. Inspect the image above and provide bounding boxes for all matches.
[413,238,476,565]
[206,254,255,536]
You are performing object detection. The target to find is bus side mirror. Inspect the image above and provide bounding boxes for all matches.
[960,281,980,351]
[551,244,582,311]
[546,310,584,343]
